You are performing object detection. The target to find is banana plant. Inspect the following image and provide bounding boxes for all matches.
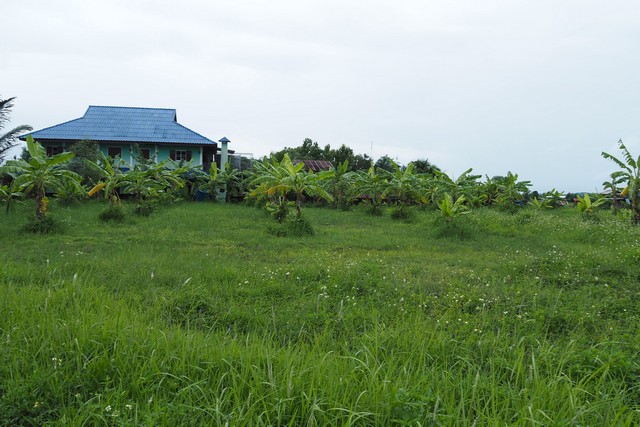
[120,169,163,204]
[432,168,481,202]
[382,162,425,217]
[219,162,243,202]
[496,171,531,209]
[354,165,388,214]
[576,193,605,216]
[250,154,332,219]
[602,139,640,224]
[86,153,128,206]
[0,135,81,220]
[0,182,22,213]
[438,193,469,222]
[602,174,624,214]
[529,197,551,209]
[544,188,565,208]
[322,159,357,210]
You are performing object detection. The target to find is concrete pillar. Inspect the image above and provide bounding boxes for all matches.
[218,137,230,202]
[219,137,230,171]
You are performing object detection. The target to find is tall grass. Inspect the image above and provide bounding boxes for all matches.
[0,201,638,425]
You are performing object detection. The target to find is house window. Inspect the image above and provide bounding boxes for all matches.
[46,146,64,156]
[170,150,192,161]
[140,148,150,160]
[108,147,122,158]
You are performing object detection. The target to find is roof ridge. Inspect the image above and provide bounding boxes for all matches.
[87,105,176,111]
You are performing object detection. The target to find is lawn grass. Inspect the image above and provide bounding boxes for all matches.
[1,201,639,425]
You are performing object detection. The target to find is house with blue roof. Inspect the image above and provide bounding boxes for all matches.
[21,106,230,171]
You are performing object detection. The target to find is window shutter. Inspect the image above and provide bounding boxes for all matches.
[186,150,192,161]
[170,150,176,160]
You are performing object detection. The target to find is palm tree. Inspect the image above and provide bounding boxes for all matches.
[602,139,640,224]
[0,96,33,162]
[0,135,81,220]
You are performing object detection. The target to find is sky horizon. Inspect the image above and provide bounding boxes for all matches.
[4,0,640,193]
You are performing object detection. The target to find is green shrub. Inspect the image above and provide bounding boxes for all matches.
[98,204,126,222]
[432,216,475,240]
[134,202,154,217]
[268,216,314,236]
[390,206,415,221]
[21,215,62,234]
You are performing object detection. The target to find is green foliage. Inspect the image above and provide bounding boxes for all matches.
[98,203,126,222]
[272,138,372,171]
[250,154,333,220]
[530,197,551,209]
[412,158,440,175]
[267,215,315,236]
[602,139,640,224]
[21,212,62,234]
[383,162,425,217]
[199,161,224,201]
[354,165,387,215]
[0,96,33,162]
[544,188,565,208]
[134,201,155,216]
[437,192,469,222]
[576,193,605,216]
[432,168,481,203]
[219,162,243,202]
[602,173,625,215]
[0,183,22,213]
[495,171,531,211]
[322,160,357,210]
[374,154,397,172]
[0,136,81,221]
[66,139,101,184]
[0,203,639,424]
[86,153,127,205]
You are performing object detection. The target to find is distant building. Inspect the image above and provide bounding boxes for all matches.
[294,159,333,172]
[21,105,240,171]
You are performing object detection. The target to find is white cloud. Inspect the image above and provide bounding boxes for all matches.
[3,0,640,190]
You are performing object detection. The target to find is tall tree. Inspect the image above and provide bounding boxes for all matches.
[412,158,440,176]
[272,139,372,171]
[0,96,33,163]
[374,155,397,172]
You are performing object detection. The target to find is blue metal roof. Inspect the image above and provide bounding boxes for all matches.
[24,106,216,145]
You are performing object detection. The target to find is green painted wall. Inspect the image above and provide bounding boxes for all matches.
[37,141,207,170]
[97,144,204,168]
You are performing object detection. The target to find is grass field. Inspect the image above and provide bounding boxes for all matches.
[1,201,639,425]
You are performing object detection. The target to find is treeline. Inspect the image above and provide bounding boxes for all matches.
[271,138,439,175]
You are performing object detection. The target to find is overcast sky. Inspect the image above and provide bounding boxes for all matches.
[3,0,640,191]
